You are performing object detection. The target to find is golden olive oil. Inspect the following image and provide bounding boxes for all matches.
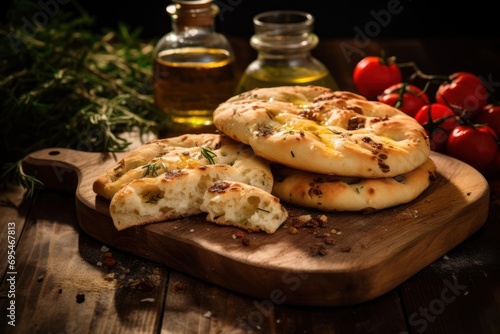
[153,47,237,128]
[236,65,338,94]
[236,10,339,95]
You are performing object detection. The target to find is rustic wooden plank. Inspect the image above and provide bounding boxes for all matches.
[161,271,408,333]
[399,201,500,334]
[0,190,169,333]
[0,184,27,276]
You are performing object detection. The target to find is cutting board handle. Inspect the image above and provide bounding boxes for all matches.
[22,148,120,193]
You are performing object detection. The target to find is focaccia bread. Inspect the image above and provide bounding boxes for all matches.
[200,180,288,234]
[110,165,255,230]
[93,133,273,200]
[94,133,281,232]
[213,86,430,178]
[271,158,437,212]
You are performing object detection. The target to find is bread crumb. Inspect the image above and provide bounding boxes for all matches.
[141,298,155,303]
[203,311,212,318]
[104,273,115,282]
[298,214,312,222]
[101,245,110,252]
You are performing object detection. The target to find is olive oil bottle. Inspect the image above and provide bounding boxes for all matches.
[153,0,238,135]
[236,10,338,94]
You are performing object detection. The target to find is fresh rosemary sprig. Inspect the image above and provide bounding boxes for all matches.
[142,160,167,177]
[0,161,45,198]
[199,147,217,164]
[0,0,163,196]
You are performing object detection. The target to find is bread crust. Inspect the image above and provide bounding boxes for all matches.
[93,133,273,200]
[271,158,437,212]
[213,86,430,178]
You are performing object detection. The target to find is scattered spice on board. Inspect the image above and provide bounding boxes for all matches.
[174,281,188,292]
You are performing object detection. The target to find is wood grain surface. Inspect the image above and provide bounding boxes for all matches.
[22,147,490,306]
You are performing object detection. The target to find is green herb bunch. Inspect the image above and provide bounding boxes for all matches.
[0,1,162,193]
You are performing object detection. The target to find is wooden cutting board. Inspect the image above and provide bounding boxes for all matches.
[22,148,490,306]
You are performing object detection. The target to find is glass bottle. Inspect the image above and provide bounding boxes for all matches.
[153,0,238,134]
[236,10,338,94]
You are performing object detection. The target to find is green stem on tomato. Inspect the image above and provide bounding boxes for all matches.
[396,61,449,83]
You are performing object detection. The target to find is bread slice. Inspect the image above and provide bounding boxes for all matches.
[93,133,273,200]
[110,165,248,231]
[200,180,288,234]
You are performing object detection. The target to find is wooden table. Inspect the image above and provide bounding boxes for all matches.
[1,38,500,333]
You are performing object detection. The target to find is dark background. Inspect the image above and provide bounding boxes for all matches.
[2,0,497,40]
[49,0,498,40]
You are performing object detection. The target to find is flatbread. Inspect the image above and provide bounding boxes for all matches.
[93,133,273,200]
[93,133,279,232]
[271,158,437,212]
[110,165,261,230]
[213,86,430,178]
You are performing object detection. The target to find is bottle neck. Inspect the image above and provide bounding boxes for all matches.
[251,34,318,56]
[250,10,318,57]
[167,2,218,30]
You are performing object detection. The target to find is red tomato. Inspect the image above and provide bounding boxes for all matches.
[353,56,402,100]
[474,104,500,137]
[377,83,430,117]
[435,72,489,117]
[414,103,459,152]
[445,125,498,172]
[477,124,499,141]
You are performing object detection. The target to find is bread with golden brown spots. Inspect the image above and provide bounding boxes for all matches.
[93,133,273,200]
[213,86,430,178]
[271,158,437,212]
[93,133,280,232]
[109,165,255,231]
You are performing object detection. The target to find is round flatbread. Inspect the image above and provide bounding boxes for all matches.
[93,133,273,200]
[271,158,437,212]
[213,86,430,178]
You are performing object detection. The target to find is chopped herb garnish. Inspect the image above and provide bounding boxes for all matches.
[144,191,163,204]
[142,161,166,177]
[328,129,344,135]
[199,146,217,164]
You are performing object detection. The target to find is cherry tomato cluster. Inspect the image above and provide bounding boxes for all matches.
[352,56,500,179]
